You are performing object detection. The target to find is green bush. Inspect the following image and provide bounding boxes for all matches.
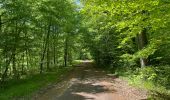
[127,65,170,99]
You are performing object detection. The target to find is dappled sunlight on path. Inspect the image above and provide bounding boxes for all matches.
[33,61,147,100]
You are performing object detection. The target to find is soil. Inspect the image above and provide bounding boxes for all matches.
[31,61,148,100]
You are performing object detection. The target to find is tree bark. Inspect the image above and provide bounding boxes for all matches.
[46,24,51,71]
[64,36,68,67]
[0,15,2,33]
[136,29,148,67]
[53,34,56,65]
[12,48,17,78]
[12,21,19,79]
[40,24,50,73]
[21,53,25,75]
[1,52,13,84]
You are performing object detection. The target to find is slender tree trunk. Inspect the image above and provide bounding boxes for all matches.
[0,15,2,33]
[26,49,29,71]
[12,49,17,78]
[64,36,68,67]
[24,30,29,71]
[53,35,56,65]
[11,20,25,78]
[1,52,13,84]
[53,26,59,66]
[136,29,148,67]
[40,35,47,74]
[40,24,50,73]
[21,53,25,75]
[12,21,19,79]
[47,43,50,70]
[46,24,51,71]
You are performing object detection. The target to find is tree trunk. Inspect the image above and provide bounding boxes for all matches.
[12,21,19,79]
[40,35,47,74]
[46,24,51,71]
[47,42,50,70]
[1,53,12,84]
[53,35,56,65]
[21,53,25,75]
[136,29,148,67]
[40,24,50,73]
[12,49,17,78]
[53,27,59,66]
[0,15,2,33]
[24,31,29,71]
[64,36,68,67]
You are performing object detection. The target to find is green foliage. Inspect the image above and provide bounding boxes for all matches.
[0,0,80,81]
[81,1,170,99]
[81,0,170,67]
[127,66,170,99]
[0,67,72,100]
[1,0,170,99]
[0,1,84,99]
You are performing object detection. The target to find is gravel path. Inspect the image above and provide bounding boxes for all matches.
[33,61,147,100]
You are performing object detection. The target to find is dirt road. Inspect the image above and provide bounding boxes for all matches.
[33,61,147,100]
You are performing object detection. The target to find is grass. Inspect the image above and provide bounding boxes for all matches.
[72,60,94,65]
[0,67,73,100]
[72,60,83,65]
[112,66,170,100]
[128,76,170,99]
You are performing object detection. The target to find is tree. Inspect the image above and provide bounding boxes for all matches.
[0,0,80,82]
[81,0,170,68]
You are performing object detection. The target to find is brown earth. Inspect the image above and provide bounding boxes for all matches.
[32,61,148,100]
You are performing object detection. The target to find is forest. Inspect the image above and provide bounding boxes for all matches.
[0,0,170,100]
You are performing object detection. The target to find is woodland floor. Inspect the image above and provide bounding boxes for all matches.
[31,61,148,100]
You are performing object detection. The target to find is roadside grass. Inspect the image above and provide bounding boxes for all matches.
[0,67,73,100]
[72,60,83,65]
[112,66,170,100]
[72,60,94,65]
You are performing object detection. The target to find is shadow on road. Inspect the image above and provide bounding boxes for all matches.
[34,61,147,100]
[56,82,116,100]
